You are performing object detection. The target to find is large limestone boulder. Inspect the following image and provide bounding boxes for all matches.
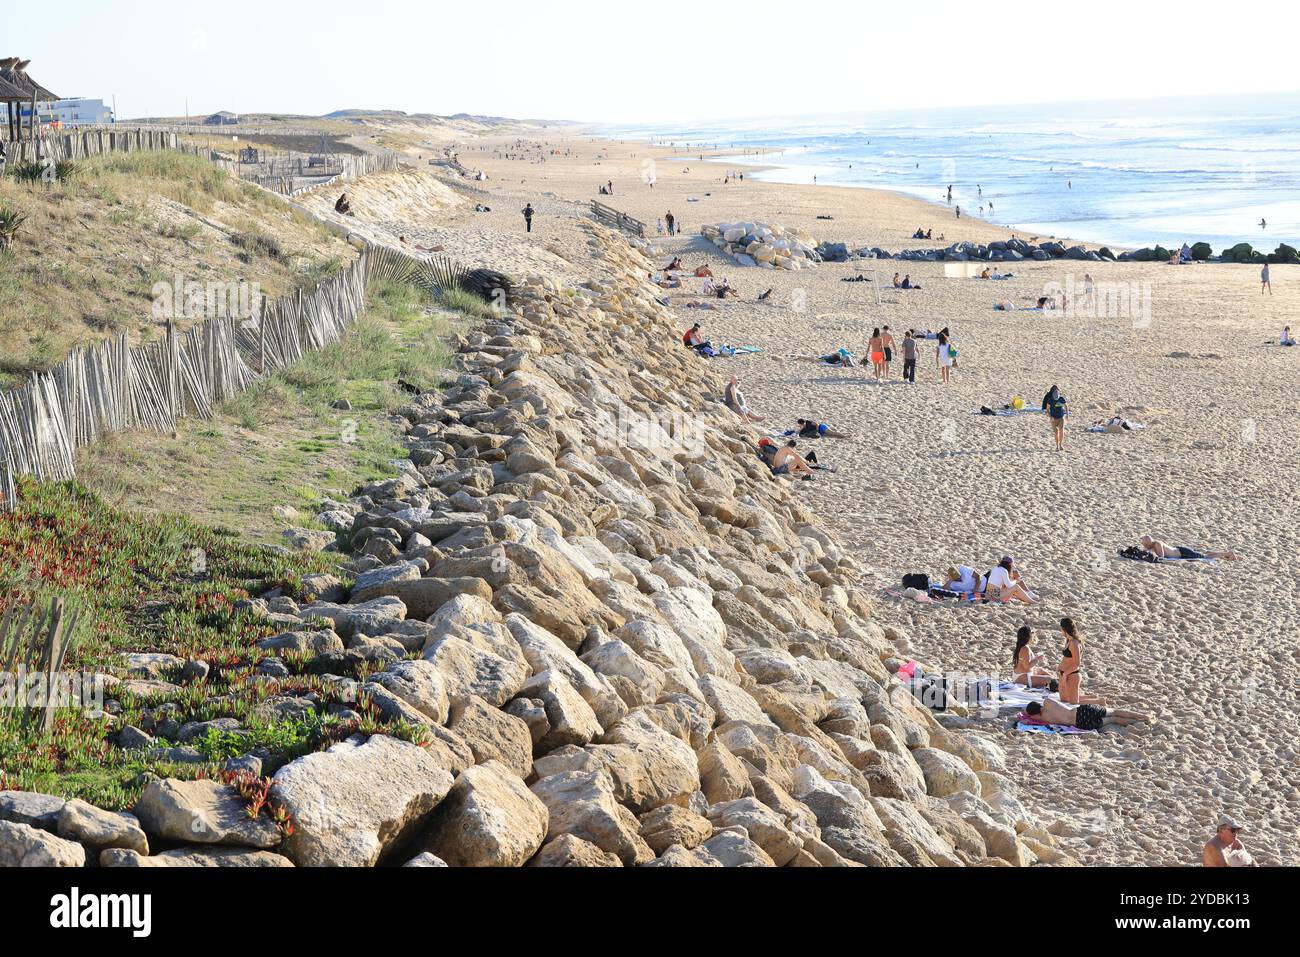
[506,614,626,727]
[424,762,549,867]
[272,735,455,867]
[424,636,527,708]
[56,799,149,854]
[133,779,281,849]
[698,738,754,804]
[528,833,623,867]
[638,805,713,854]
[448,696,535,779]
[911,747,981,798]
[870,797,963,867]
[650,588,735,678]
[0,791,65,832]
[0,820,86,866]
[530,769,653,865]
[516,669,604,753]
[101,847,292,867]
[366,659,451,725]
[706,798,802,866]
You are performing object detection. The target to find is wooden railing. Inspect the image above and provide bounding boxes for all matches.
[590,200,647,238]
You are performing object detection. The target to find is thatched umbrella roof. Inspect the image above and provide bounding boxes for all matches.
[0,58,58,101]
[0,74,26,102]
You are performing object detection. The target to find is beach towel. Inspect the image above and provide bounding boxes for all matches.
[883,587,937,604]
[1016,717,1094,735]
[1117,547,1216,565]
[970,407,1045,417]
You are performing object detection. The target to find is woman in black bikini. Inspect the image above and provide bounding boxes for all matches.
[1057,617,1102,705]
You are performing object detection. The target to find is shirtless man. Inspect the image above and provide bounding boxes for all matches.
[724,375,763,423]
[881,326,897,379]
[771,440,815,481]
[1138,535,1240,561]
[1025,699,1150,730]
[1202,815,1258,867]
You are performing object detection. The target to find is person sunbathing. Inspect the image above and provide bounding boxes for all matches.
[796,418,849,439]
[980,267,992,279]
[334,192,352,215]
[1012,626,1055,689]
[757,288,773,302]
[716,280,738,299]
[1281,326,1295,346]
[770,440,815,481]
[665,257,684,272]
[1137,535,1239,561]
[695,265,714,278]
[1088,415,1140,433]
[985,556,1037,604]
[1025,699,1150,730]
[725,375,763,423]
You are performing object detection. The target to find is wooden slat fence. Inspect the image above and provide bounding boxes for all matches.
[0,243,450,512]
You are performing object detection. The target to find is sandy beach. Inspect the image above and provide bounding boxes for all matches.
[367,131,1300,867]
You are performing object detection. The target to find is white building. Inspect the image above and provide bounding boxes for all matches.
[20,98,114,127]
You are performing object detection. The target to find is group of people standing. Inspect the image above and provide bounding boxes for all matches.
[859,326,957,384]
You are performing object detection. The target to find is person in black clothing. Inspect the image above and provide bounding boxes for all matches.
[522,203,534,233]
[665,211,675,236]
[1043,385,1068,451]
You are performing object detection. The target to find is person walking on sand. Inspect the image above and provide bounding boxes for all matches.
[1262,262,1272,295]
[936,331,954,384]
[1203,815,1258,867]
[868,328,886,381]
[901,330,918,383]
[881,326,896,379]
[522,203,535,233]
[1043,384,1068,451]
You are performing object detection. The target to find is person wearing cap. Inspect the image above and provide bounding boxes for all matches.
[986,556,1037,604]
[943,565,986,598]
[1203,816,1258,867]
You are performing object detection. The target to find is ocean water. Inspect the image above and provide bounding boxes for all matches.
[602,94,1300,251]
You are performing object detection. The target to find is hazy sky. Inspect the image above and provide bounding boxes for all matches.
[9,1,1298,123]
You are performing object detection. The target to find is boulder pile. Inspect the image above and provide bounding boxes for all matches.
[859,237,1116,264]
[0,222,1075,869]
[700,221,819,269]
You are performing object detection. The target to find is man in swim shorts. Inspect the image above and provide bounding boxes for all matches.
[1138,535,1239,561]
[1026,699,1150,730]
